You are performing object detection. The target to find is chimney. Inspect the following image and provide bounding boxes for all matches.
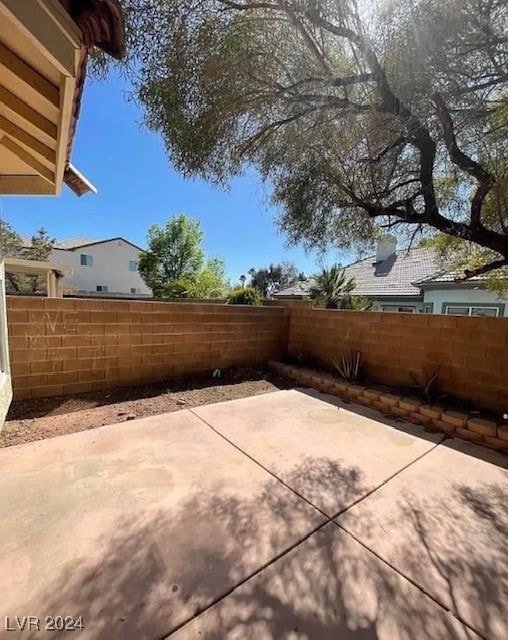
[376,235,397,263]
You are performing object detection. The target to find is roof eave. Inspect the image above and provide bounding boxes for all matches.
[64,163,97,196]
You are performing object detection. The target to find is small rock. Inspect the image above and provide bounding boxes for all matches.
[125,414,136,421]
[176,399,186,406]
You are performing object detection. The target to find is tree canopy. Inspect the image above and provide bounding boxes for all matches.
[1,222,54,294]
[249,261,303,296]
[139,214,229,298]
[227,285,262,305]
[113,0,507,279]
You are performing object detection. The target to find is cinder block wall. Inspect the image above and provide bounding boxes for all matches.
[7,298,508,412]
[7,297,289,400]
[289,308,508,413]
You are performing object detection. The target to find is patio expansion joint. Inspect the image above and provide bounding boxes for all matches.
[161,516,333,639]
[190,407,447,524]
[167,415,477,640]
[189,407,332,519]
[331,519,487,640]
[331,434,447,519]
[331,435,488,640]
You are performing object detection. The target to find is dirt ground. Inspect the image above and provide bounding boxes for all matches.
[1,368,292,449]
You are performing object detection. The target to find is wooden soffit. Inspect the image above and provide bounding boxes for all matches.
[0,0,81,195]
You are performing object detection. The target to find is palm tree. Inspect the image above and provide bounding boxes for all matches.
[309,264,356,309]
[339,295,373,311]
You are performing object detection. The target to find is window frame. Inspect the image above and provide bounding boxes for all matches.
[96,285,109,293]
[381,305,417,313]
[442,302,503,317]
[80,254,93,267]
[128,260,138,272]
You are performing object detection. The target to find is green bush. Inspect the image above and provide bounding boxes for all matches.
[226,286,262,305]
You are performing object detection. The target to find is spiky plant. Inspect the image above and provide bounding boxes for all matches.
[309,264,356,310]
[332,351,362,382]
[339,295,373,311]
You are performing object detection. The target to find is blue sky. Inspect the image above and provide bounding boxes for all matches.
[1,71,352,282]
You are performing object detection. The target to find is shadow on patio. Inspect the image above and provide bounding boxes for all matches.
[21,455,504,640]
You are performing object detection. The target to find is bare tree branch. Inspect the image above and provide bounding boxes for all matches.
[454,258,508,281]
[432,92,495,228]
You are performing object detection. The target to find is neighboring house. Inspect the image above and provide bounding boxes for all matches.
[415,272,507,317]
[274,237,508,317]
[53,237,151,296]
[21,236,151,296]
[0,0,124,426]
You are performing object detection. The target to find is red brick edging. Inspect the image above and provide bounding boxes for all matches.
[269,361,508,454]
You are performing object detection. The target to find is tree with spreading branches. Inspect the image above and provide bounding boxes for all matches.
[139,214,229,298]
[0,223,54,294]
[112,0,507,279]
[249,261,302,296]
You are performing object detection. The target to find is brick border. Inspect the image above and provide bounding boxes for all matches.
[269,361,507,454]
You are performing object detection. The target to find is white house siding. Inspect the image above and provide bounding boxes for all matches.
[423,287,508,317]
[0,263,12,429]
[51,239,151,296]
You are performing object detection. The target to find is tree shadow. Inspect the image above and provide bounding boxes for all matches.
[339,478,507,640]
[9,454,494,640]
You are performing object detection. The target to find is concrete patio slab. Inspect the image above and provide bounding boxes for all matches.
[337,438,508,640]
[0,410,324,640]
[1,391,503,640]
[193,389,443,515]
[170,522,480,640]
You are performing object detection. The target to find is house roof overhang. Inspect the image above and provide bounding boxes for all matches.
[0,0,124,197]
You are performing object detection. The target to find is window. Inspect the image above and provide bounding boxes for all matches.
[129,260,138,272]
[445,306,469,316]
[130,287,137,294]
[444,304,500,317]
[96,285,108,292]
[80,254,93,266]
[472,307,498,317]
[423,303,434,314]
[381,305,416,313]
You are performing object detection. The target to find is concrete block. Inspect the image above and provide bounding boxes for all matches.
[419,405,443,420]
[441,411,468,428]
[484,436,508,453]
[456,427,483,445]
[466,418,497,437]
[380,393,400,407]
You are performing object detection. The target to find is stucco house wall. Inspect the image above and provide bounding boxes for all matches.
[0,263,12,429]
[422,286,508,316]
[51,238,151,296]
